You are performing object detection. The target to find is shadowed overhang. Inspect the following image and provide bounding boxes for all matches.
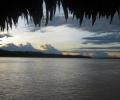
[0,0,120,31]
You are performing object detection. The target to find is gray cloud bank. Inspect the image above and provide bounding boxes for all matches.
[83,33,120,44]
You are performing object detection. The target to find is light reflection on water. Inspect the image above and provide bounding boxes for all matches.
[0,58,120,100]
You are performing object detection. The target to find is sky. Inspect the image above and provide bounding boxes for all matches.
[0,6,120,58]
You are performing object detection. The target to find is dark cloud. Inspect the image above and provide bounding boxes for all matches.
[41,44,62,54]
[71,46,120,52]
[0,34,12,38]
[80,47,120,50]
[26,13,120,36]
[80,14,120,34]
[0,43,38,52]
[48,14,120,34]
[0,43,62,54]
[83,33,120,44]
[80,47,120,52]
[0,34,12,44]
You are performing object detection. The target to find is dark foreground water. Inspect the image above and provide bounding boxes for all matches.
[0,58,120,100]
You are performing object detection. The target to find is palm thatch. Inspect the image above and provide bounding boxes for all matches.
[0,0,120,31]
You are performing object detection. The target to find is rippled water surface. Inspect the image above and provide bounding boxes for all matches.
[0,58,120,100]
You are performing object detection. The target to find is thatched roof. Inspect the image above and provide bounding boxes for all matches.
[0,0,120,31]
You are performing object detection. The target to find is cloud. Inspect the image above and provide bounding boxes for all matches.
[0,43,63,54]
[80,51,110,58]
[63,48,120,58]
[80,14,120,34]
[79,47,120,52]
[25,12,120,32]
[79,47,120,50]
[25,16,77,32]
[1,12,119,58]
[0,43,38,52]
[83,33,120,44]
[63,49,110,58]
[0,34,13,45]
[71,46,120,52]
[108,52,120,58]
[93,51,109,58]
[0,34,12,38]
[41,44,62,54]
[65,46,120,58]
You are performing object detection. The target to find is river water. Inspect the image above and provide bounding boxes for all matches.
[0,58,120,100]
